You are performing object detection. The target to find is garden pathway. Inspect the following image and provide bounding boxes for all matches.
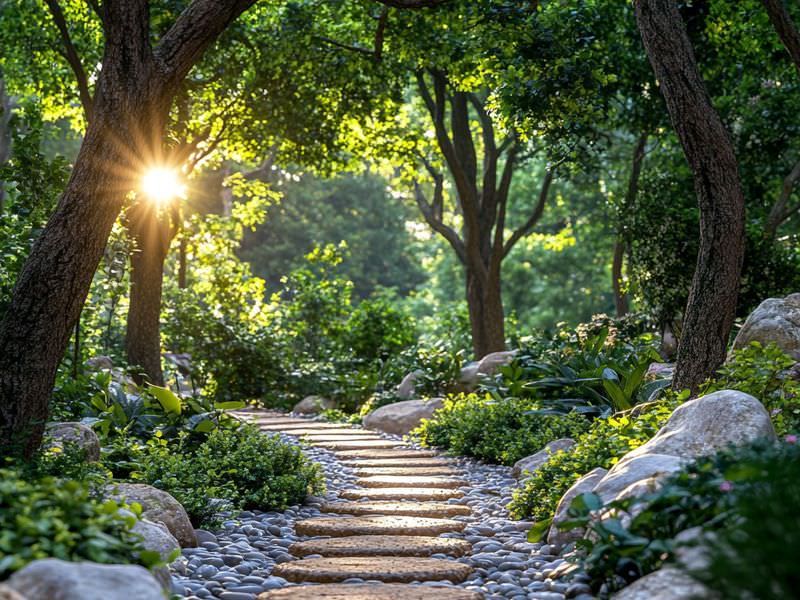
[240,410,483,599]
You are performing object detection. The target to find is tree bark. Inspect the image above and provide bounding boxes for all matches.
[761,0,800,75]
[0,0,257,458]
[466,268,505,357]
[612,239,629,317]
[635,0,746,393]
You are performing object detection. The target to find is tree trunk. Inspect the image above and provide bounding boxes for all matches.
[635,0,746,393]
[466,267,505,358]
[178,235,188,289]
[612,239,629,317]
[125,203,173,385]
[761,0,800,75]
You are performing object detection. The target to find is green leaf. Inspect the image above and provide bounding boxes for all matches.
[148,385,182,415]
[216,401,245,410]
[527,517,553,542]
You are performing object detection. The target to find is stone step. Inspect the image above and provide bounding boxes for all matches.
[260,424,367,433]
[341,457,454,468]
[295,515,466,537]
[340,487,464,502]
[271,557,473,584]
[357,475,467,489]
[289,534,472,557]
[335,449,438,459]
[296,434,388,443]
[320,501,471,518]
[313,440,406,451]
[259,583,484,599]
[354,467,461,477]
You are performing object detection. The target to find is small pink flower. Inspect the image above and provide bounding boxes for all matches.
[785,434,798,444]
[719,481,734,493]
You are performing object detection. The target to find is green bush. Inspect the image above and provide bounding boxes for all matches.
[413,393,591,465]
[133,425,325,526]
[0,468,145,578]
[508,397,679,521]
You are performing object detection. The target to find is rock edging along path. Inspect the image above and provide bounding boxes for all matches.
[171,409,576,600]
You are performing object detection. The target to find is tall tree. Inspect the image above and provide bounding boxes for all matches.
[634,0,746,392]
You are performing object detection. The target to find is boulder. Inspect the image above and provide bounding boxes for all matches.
[6,559,164,600]
[611,567,713,600]
[457,350,517,391]
[731,293,800,358]
[131,519,178,590]
[547,467,607,549]
[624,390,776,463]
[397,370,426,400]
[293,395,336,415]
[107,483,197,548]
[512,438,576,479]
[85,355,114,371]
[0,584,26,600]
[45,422,100,462]
[593,453,686,503]
[363,398,445,436]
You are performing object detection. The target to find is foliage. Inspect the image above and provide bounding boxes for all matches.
[508,397,680,521]
[565,438,800,596]
[413,393,591,466]
[0,467,146,578]
[132,425,325,526]
[701,342,800,436]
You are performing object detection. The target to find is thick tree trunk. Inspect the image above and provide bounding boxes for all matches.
[125,203,172,385]
[635,0,746,393]
[466,267,505,358]
[761,0,800,74]
[612,239,629,317]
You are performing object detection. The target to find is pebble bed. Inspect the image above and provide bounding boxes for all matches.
[171,422,590,600]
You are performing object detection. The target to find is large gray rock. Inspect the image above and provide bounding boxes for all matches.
[107,483,197,548]
[293,395,336,415]
[396,370,426,400]
[593,453,686,503]
[512,438,576,479]
[547,467,607,549]
[624,390,776,462]
[45,422,100,462]
[6,559,164,600]
[458,350,517,391]
[363,398,445,436]
[731,292,800,358]
[611,567,713,600]
[131,519,178,590]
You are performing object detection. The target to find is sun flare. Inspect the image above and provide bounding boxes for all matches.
[141,167,186,205]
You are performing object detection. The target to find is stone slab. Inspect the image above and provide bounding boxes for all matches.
[357,475,467,489]
[290,534,472,557]
[320,501,471,518]
[354,467,460,477]
[313,440,406,450]
[335,449,438,459]
[258,422,347,431]
[341,457,453,468]
[297,435,388,443]
[295,515,466,537]
[272,557,473,584]
[340,488,464,501]
[259,583,484,600]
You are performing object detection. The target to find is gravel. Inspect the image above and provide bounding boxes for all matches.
[170,416,574,600]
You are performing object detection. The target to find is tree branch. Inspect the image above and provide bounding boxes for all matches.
[44,0,94,121]
[414,179,466,264]
[761,0,800,75]
[503,168,554,258]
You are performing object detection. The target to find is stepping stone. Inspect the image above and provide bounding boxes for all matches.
[340,487,464,501]
[297,434,388,443]
[357,475,467,489]
[259,583,484,599]
[313,440,406,450]
[272,556,473,584]
[295,515,465,537]
[290,534,472,557]
[342,457,453,468]
[267,430,376,438]
[335,449,437,459]
[355,467,460,477]
[258,423,350,431]
[321,501,471,518]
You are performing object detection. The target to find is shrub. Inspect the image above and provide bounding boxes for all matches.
[134,425,325,526]
[0,468,145,578]
[508,397,679,521]
[413,393,591,466]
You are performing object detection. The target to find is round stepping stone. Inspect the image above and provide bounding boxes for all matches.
[342,457,453,468]
[290,534,472,557]
[272,557,473,584]
[339,487,464,501]
[357,475,467,489]
[313,440,405,450]
[335,449,437,459]
[321,501,471,518]
[259,583,484,600]
[355,467,460,477]
[295,515,465,537]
